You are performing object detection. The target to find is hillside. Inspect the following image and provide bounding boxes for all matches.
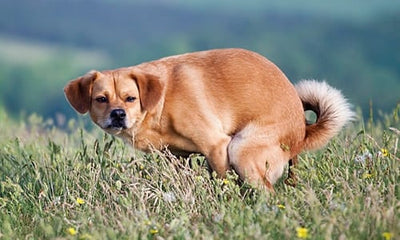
[0,0,399,121]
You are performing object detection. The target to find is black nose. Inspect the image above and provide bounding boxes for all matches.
[110,109,126,120]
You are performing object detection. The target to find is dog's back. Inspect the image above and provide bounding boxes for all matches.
[138,48,305,143]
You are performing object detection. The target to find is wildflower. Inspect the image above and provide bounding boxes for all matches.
[76,197,85,205]
[382,232,393,240]
[296,227,309,239]
[380,148,389,157]
[277,204,285,210]
[149,227,158,235]
[362,172,373,179]
[222,179,230,185]
[354,150,372,163]
[162,191,176,202]
[67,227,77,236]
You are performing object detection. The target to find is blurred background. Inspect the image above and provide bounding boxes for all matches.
[0,0,399,127]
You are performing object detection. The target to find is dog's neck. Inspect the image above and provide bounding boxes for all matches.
[118,103,166,151]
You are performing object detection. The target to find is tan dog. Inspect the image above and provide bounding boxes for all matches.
[64,48,353,190]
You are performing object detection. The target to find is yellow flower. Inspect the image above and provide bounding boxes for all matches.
[362,173,373,179]
[67,227,77,236]
[381,148,389,157]
[296,227,309,239]
[76,197,85,205]
[382,232,393,240]
[149,227,158,234]
[277,204,285,210]
[144,220,151,226]
[222,179,230,185]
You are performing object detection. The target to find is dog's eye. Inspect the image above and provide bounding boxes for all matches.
[96,96,108,103]
[126,96,136,102]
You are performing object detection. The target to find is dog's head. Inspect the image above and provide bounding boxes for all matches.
[64,69,164,135]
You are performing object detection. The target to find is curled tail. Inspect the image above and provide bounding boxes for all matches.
[295,80,355,150]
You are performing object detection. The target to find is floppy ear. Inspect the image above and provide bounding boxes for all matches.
[64,71,99,114]
[132,72,164,112]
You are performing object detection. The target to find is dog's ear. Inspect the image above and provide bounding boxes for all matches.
[132,72,164,112]
[64,71,99,114]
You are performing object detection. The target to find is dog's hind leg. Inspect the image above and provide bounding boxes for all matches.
[202,135,232,178]
[228,125,290,191]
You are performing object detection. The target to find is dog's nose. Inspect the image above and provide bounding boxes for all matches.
[110,109,126,120]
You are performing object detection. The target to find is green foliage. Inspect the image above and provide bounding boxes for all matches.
[0,36,110,121]
[0,106,399,239]
[0,0,399,120]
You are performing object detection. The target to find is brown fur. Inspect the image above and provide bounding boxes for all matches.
[64,48,352,191]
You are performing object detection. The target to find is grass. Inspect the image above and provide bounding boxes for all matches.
[0,106,399,239]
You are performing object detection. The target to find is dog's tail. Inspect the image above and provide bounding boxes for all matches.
[295,80,355,150]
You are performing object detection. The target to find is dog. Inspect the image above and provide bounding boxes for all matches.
[64,48,354,191]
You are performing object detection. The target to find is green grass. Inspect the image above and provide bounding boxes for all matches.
[0,106,399,239]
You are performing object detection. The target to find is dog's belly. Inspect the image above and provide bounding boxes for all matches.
[169,148,199,158]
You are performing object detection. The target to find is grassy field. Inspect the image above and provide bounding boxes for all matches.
[0,106,399,239]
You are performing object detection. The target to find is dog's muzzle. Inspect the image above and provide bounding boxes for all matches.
[108,109,127,129]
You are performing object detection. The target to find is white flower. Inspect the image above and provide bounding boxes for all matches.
[354,150,372,163]
[162,191,176,202]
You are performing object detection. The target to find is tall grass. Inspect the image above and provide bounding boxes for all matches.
[0,106,399,239]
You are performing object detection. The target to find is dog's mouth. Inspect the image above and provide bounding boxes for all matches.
[106,120,128,130]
